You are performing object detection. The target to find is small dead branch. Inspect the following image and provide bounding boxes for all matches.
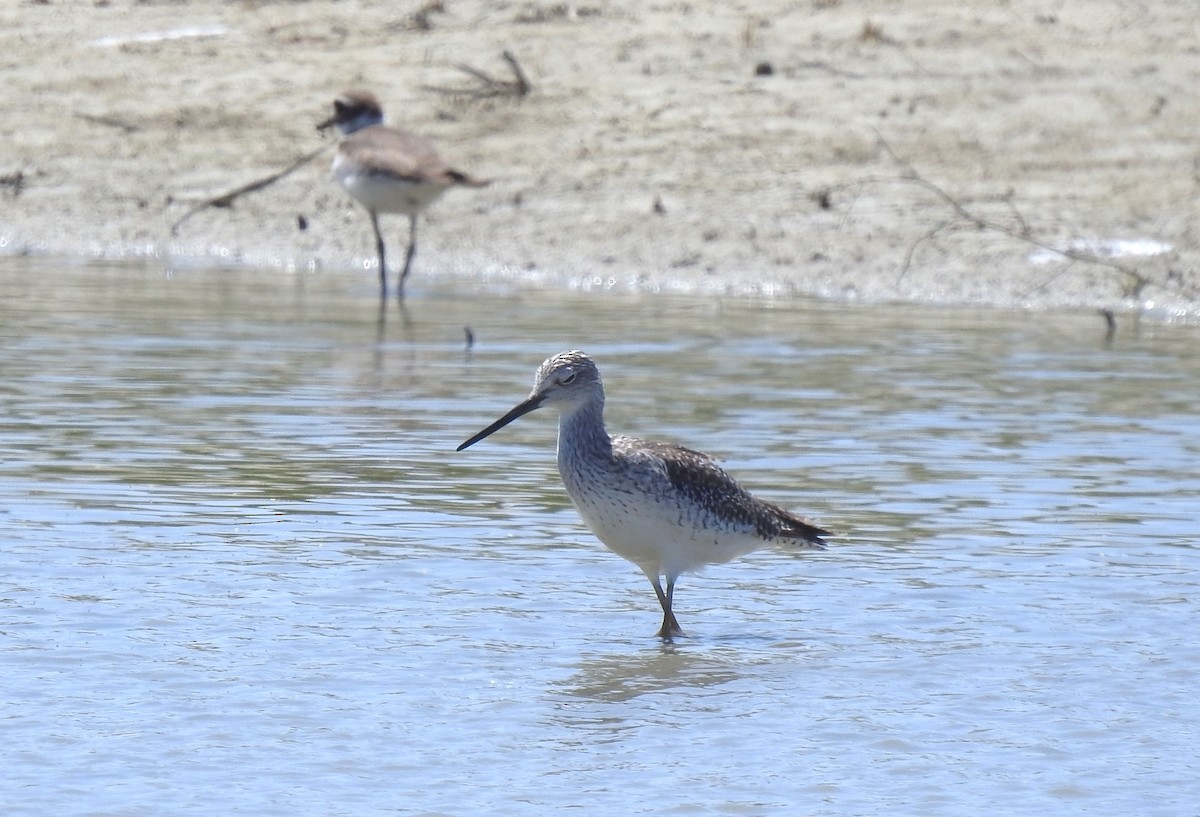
[169,142,333,235]
[1,170,26,198]
[501,51,533,96]
[426,50,533,99]
[409,0,446,31]
[1099,309,1117,342]
[858,19,897,45]
[837,131,1197,302]
[75,112,141,133]
[894,171,1161,298]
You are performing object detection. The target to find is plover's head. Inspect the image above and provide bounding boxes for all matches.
[317,90,385,135]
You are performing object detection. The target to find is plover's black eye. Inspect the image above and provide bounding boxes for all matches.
[560,371,578,385]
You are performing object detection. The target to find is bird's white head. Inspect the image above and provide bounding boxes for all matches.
[457,350,604,451]
[530,350,604,414]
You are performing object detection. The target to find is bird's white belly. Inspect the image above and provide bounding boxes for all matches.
[332,160,447,215]
[567,482,768,579]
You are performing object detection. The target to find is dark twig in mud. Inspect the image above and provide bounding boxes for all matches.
[75,112,140,134]
[426,50,532,99]
[830,132,1198,303]
[501,51,533,96]
[1099,309,1117,342]
[1,170,26,198]
[169,143,333,236]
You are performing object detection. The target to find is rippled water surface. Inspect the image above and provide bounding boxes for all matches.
[3,258,1198,816]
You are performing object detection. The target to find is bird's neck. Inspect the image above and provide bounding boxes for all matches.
[339,111,384,135]
[556,400,612,464]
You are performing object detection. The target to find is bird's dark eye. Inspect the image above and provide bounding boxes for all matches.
[560,372,577,385]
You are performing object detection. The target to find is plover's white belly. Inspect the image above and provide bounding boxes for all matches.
[333,157,448,216]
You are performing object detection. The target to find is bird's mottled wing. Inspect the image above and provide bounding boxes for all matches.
[613,437,827,547]
[341,127,455,184]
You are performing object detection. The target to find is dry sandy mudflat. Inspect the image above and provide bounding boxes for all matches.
[2,0,1198,315]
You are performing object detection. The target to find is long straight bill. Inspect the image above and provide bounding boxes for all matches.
[456,394,544,451]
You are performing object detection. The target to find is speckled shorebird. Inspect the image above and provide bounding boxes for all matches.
[457,351,830,639]
[318,89,488,300]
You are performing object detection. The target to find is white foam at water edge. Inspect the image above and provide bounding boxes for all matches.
[88,24,229,48]
[1028,238,1174,265]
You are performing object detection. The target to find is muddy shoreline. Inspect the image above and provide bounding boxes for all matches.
[3,1,1197,315]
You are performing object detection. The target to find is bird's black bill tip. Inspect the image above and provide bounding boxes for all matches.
[456,395,543,452]
[455,433,491,452]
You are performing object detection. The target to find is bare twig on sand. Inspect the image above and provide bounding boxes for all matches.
[1,170,26,198]
[833,132,1195,303]
[75,112,140,134]
[501,51,534,96]
[426,50,533,99]
[169,143,333,236]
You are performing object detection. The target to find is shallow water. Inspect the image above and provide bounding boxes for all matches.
[3,258,1198,816]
